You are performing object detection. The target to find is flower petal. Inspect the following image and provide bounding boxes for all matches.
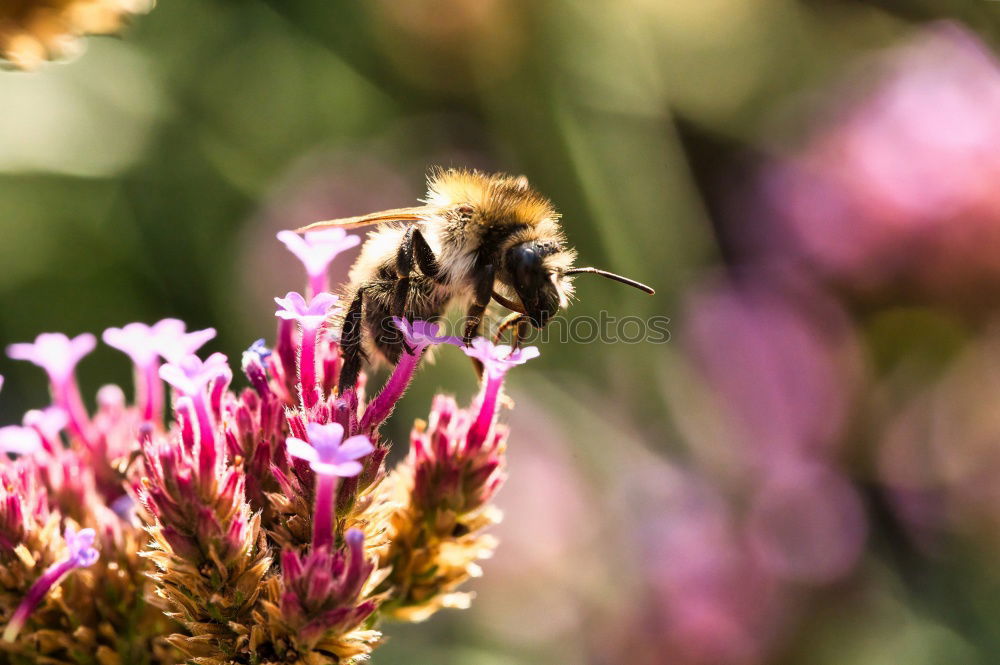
[285,437,319,463]
[305,422,344,448]
[328,461,364,477]
[337,435,375,461]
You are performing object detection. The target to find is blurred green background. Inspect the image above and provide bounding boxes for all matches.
[7,1,1000,663]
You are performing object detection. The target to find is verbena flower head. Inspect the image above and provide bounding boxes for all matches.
[279,528,378,649]
[275,291,340,330]
[7,332,95,384]
[0,229,529,663]
[462,338,540,379]
[159,352,230,398]
[286,423,374,477]
[278,229,360,295]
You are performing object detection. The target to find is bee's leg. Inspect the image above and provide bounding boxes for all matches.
[390,227,440,352]
[464,263,497,379]
[338,287,368,395]
[512,316,531,350]
[493,312,521,344]
[463,262,496,345]
[411,228,440,278]
[493,313,531,347]
[390,229,417,353]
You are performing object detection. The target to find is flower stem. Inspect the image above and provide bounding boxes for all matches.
[313,473,339,550]
[308,272,327,300]
[360,350,420,430]
[467,374,503,452]
[192,395,216,482]
[2,558,75,642]
[54,378,93,450]
[276,318,298,390]
[137,362,163,424]
[300,325,319,409]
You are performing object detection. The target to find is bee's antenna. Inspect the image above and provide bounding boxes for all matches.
[563,267,655,295]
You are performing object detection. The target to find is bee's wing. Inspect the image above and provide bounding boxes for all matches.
[296,206,443,232]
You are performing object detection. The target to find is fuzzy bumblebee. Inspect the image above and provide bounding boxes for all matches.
[299,168,654,393]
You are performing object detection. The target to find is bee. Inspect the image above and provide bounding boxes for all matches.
[298,167,654,392]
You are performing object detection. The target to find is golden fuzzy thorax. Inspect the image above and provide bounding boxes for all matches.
[425,168,574,274]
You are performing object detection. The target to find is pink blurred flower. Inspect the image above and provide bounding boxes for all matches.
[159,353,230,398]
[278,228,361,297]
[684,274,861,464]
[104,319,214,423]
[745,462,867,583]
[0,427,41,456]
[22,407,67,453]
[8,333,96,447]
[8,333,95,385]
[757,23,1000,298]
[275,291,339,410]
[274,291,339,330]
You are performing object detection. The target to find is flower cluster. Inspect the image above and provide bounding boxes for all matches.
[0,229,537,664]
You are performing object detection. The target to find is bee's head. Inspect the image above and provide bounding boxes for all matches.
[503,241,573,327]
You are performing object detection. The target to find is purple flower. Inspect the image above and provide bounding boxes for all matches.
[8,333,96,384]
[104,319,215,365]
[159,353,230,398]
[22,407,67,437]
[287,423,374,550]
[275,292,339,409]
[22,407,67,454]
[286,422,374,477]
[274,291,340,330]
[278,229,360,296]
[103,319,214,423]
[460,338,539,452]
[2,524,99,642]
[391,317,462,354]
[461,337,540,379]
[149,319,217,364]
[103,322,159,367]
[63,524,99,567]
[8,333,96,447]
[241,339,272,397]
[0,426,41,456]
[246,338,271,360]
